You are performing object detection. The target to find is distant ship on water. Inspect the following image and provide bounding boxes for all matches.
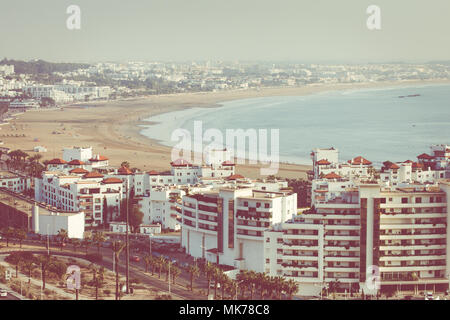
[398,94,421,98]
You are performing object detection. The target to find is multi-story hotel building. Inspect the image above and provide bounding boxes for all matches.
[263,181,450,296]
[181,187,297,271]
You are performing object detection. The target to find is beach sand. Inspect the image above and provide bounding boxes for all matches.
[2,80,448,179]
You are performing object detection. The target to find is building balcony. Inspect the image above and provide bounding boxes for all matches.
[324,224,360,230]
[325,235,360,241]
[380,254,446,262]
[380,202,446,209]
[380,223,446,230]
[325,246,359,252]
[281,264,318,272]
[324,256,360,262]
[379,265,446,273]
[324,266,359,273]
[379,244,446,251]
[380,213,446,219]
[283,233,318,240]
[282,254,319,261]
[380,233,446,240]
[282,244,319,251]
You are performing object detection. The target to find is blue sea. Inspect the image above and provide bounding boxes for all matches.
[140,84,450,166]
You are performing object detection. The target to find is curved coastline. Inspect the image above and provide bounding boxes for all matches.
[2,79,449,179]
[138,80,450,167]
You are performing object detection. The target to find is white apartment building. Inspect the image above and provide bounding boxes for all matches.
[138,187,185,231]
[31,204,85,239]
[24,83,111,103]
[0,65,14,76]
[35,172,124,227]
[263,181,450,297]
[310,147,373,180]
[0,171,31,193]
[181,187,296,271]
[9,99,40,109]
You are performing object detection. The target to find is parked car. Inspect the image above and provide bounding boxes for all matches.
[130,255,140,262]
[0,289,7,297]
[425,292,434,300]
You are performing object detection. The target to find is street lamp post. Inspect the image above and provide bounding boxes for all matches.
[47,224,50,255]
[149,233,153,257]
[125,182,130,294]
[168,262,171,296]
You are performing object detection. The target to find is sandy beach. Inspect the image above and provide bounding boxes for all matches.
[2,79,448,179]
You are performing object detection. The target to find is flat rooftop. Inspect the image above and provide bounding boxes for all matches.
[0,188,81,217]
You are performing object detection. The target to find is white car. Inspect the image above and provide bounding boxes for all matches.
[0,289,7,297]
[425,292,434,300]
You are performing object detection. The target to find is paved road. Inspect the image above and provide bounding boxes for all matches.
[1,245,206,300]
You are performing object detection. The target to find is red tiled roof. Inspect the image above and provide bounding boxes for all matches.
[324,172,341,179]
[148,170,159,175]
[412,162,424,169]
[83,172,104,179]
[417,153,433,160]
[348,156,372,165]
[102,177,123,184]
[69,168,89,174]
[383,161,400,170]
[222,161,235,166]
[48,158,67,165]
[206,248,218,254]
[89,155,109,162]
[170,158,191,167]
[118,166,133,175]
[68,159,85,165]
[226,174,245,180]
[403,160,413,163]
[317,159,331,165]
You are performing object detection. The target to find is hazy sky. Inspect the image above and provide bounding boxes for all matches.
[1,0,449,63]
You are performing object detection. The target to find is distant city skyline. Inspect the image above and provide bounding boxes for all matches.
[1,0,450,63]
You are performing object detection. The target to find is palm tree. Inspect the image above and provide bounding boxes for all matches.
[143,254,151,273]
[284,279,299,300]
[328,279,340,299]
[90,265,105,300]
[164,262,171,282]
[92,231,106,254]
[149,257,157,276]
[112,241,126,300]
[218,271,229,300]
[255,272,268,299]
[204,262,215,297]
[236,270,248,299]
[212,266,222,299]
[57,229,68,251]
[156,256,166,279]
[171,265,181,285]
[36,254,54,290]
[246,270,257,300]
[20,259,36,286]
[82,236,91,254]
[14,228,27,248]
[187,265,200,291]
[1,227,15,247]
[228,279,238,300]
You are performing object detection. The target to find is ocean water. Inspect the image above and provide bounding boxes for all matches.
[140,84,450,166]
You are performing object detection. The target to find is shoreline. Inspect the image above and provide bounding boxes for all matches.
[3,79,450,179]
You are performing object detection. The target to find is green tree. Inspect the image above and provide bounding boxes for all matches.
[187,265,200,291]
[112,241,126,300]
[129,206,144,233]
[57,229,68,251]
[93,231,106,254]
